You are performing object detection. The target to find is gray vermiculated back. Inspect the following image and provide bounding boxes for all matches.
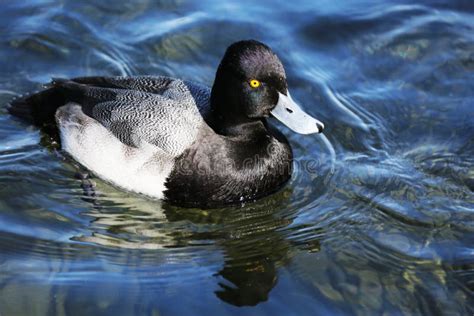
[83,76,212,156]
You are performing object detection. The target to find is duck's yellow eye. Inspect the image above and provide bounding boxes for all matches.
[249,79,260,88]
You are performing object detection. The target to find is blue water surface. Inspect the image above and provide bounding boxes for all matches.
[0,0,473,315]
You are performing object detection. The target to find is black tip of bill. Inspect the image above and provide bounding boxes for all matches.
[316,121,325,133]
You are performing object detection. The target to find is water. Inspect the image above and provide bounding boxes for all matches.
[0,0,473,315]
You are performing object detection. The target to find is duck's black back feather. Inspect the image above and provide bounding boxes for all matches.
[8,84,67,126]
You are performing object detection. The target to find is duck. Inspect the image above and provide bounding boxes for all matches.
[8,40,324,208]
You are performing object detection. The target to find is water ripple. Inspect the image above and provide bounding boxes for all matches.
[0,0,473,313]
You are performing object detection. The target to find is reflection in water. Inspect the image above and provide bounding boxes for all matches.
[216,257,277,306]
[75,178,307,306]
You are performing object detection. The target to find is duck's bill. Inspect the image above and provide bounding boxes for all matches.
[270,92,324,134]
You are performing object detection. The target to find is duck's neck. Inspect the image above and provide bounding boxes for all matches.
[209,113,267,137]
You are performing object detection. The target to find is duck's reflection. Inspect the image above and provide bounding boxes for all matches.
[165,199,296,306]
[216,255,278,306]
[76,179,320,306]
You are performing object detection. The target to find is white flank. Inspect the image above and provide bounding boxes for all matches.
[56,104,173,199]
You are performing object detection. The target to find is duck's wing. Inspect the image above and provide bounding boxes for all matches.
[54,76,210,156]
[70,76,211,111]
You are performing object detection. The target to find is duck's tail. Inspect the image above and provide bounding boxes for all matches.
[8,79,69,126]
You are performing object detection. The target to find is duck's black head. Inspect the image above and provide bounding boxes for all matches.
[210,40,324,136]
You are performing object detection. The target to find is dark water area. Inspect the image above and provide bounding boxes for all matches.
[0,0,473,315]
